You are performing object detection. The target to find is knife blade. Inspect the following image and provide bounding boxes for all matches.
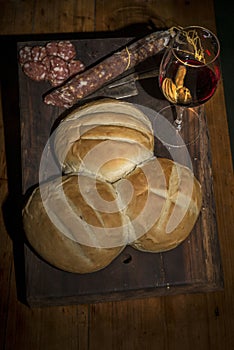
[83,68,159,100]
[107,68,159,88]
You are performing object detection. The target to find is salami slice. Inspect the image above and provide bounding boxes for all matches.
[44,30,172,108]
[57,41,76,61]
[31,46,47,62]
[45,40,77,60]
[23,61,48,81]
[45,41,59,57]
[41,55,52,72]
[19,46,32,66]
[43,56,69,86]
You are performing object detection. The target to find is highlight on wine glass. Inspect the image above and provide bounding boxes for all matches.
[158,26,220,147]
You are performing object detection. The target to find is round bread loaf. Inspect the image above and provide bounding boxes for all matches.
[23,156,202,273]
[53,99,154,182]
[23,99,203,273]
[127,157,202,252]
[23,174,125,273]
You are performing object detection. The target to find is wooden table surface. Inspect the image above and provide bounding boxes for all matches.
[0,1,233,349]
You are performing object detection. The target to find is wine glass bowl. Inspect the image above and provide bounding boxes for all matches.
[158,26,220,146]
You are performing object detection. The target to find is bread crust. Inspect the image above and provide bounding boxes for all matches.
[128,158,202,252]
[53,100,154,182]
[23,174,125,273]
[23,100,202,273]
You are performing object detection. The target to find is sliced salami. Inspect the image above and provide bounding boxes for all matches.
[31,46,47,62]
[19,40,84,87]
[23,61,48,81]
[43,56,69,86]
[19,46,32,66]
[45,41,59,57]
[41,55,52,72]
[57,41,76,61]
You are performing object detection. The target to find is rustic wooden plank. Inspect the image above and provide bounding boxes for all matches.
[18,35,223,306]
[205,292,227,349]
[1,0,234,350]
[95,0,217,33]
[4,263,89,350]
[32,0,95,33]
[204,86,234,349]
[0,86,7,181]
[32,0,60,33]
[0,180,13,350]
[95,0,173,32]
[165,294,210,350]
[0,1,34,35]
[89,298,167,350]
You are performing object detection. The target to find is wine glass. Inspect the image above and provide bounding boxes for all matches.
[158,26,220,147]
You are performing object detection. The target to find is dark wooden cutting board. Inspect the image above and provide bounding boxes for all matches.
[18,36,223,307]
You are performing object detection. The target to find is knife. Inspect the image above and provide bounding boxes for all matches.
[107,68,159,88]
[83,68,159,100]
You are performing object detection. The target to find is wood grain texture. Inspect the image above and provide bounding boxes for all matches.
[0,1,233,349]
[17,36,222,306]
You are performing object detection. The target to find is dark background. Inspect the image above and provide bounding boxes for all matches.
[214,0,234,164]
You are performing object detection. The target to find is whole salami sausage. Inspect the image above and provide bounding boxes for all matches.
[68,60,85,76]
[44,30,172,108]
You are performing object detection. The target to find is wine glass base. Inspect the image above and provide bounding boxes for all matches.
[154,105,202,148]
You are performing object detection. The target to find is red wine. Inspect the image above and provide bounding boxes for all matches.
[160,59,220,107]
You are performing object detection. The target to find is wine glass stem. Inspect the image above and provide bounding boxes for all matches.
[173,106,184,131]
